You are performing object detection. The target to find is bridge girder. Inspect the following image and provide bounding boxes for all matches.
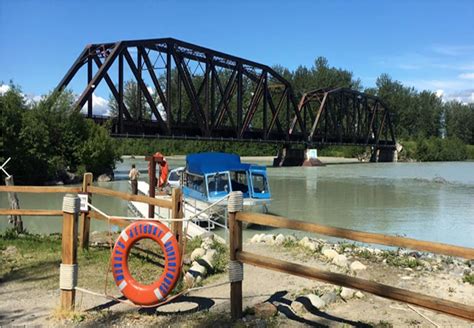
[56,38,396,148]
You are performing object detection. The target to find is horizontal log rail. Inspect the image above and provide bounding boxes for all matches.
[88,186,172,209]
[236,212,474,259]
[0,186,81,193]
[0,209,63,216]
[237,250,474,321]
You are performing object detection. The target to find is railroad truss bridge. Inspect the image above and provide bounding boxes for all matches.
[56,38,397,164]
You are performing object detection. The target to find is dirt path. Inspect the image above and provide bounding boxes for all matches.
[1,240,472,327]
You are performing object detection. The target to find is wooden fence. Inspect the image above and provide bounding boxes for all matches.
[227,193,474,322]
[0,173,183,311]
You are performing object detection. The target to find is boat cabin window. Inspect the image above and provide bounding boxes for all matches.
[251,173,268,194]
[207,173,229,194]
[230,171,249,193]
[185,173,205,194]
[169,171,180,181]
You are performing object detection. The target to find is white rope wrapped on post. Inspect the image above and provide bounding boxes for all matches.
[228,260,243,282]
[227,191,243,213]
[62,193,81,214]
[59,264,78,290]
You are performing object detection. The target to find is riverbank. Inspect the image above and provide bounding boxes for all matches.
[121,155,361,165]
[1,231,472,327]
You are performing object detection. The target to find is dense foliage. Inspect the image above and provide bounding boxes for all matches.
[114,138,279,157]
[0,85,120,184]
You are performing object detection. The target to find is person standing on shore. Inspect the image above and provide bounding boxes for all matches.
[129,164,139,195]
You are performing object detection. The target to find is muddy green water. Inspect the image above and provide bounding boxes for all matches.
[1,159,473,248]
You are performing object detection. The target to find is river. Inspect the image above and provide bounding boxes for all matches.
[1,159,473,248]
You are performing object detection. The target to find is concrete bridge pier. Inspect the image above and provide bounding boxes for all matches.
[273,146,324,167]
[370,146,399,162]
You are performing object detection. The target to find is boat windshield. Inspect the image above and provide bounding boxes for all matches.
[185,173,205,194]
[207,172,230,195]
[230,171,249,193]
[251,173,268,194]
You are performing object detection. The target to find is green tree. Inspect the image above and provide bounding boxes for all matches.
[444,101,474,144]
[109,80,152,120]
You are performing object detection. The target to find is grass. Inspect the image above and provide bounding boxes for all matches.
[462,273,474,285]
[0,230,225,295]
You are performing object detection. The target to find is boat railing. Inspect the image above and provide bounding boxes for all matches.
[184,194,230,235]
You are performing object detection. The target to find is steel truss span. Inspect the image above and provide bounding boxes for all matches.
[56,38,396,149]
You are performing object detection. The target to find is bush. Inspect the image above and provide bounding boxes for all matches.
[0,86,120,184]
[467,145,474,160]
[414,137,467,161]
[318,145,367,158]
[114,138,280,157]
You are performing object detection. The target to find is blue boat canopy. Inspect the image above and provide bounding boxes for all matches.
[186,152,253,175]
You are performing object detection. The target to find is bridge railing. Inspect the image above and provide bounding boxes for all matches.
[226,192,474,322]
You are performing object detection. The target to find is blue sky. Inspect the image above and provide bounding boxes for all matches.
[1,0,473,111]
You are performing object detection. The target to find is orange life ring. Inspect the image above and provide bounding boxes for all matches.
[111,221,181,306]
[148,152,169,188]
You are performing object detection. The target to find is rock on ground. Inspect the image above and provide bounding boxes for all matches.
[304,294,326,309]
[321,291,338,305]
[97,173,113,182]
[355,291,365,298]
[350,260,367,271]
[253,302,278,318]
[322,249,339,260]
[262,234,275,245]
[290,300,305,314]
[332,254,348,267]
[190,247,206,261]
[274,234,285,245]
[340,287,355,300]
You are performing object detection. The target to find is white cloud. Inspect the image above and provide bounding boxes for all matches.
[0,84,11,95]
[405,79,470,91]
[459,72,474,80]
[81,94,110,116]
[151,102,167,121]
[431,45,474,56]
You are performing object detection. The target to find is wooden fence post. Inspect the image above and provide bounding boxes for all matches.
[60,194,80,311]
[148,156,156,218]
[228,191,243,320]
[79,172,93,249]
[5,175,23,233]
[171,188,184,255]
